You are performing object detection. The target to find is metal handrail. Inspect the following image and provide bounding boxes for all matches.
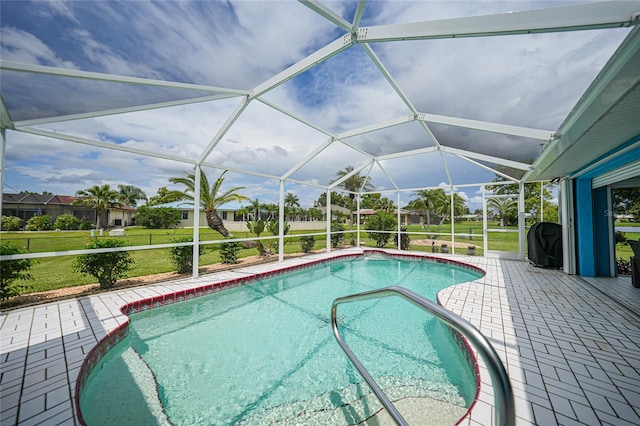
[331,286,515,426]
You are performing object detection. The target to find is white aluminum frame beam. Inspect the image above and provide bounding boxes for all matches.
[352,0,366,30]
[197,98,250,164]
[377,146,439,161]
[419,113,554,141]
[359,2,640,42]
[442,146,531,171]
[257,98,334,137]
[282,138,335,180]
[0,60,247,94]
[0,96,12,128]
[453,153,520,182]
[328,160,373,190]
[13,94,239,128]
[298,0,352,32]
[15,126,195,165]
[362,44,418,114]
[336,115,414,140]
[251,35,355,99]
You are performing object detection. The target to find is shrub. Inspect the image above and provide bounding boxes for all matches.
[79,220,93,230]
[53,214,81,230]
[615,231,627,244]
[617,258,631,275]
[0,243,34,299]
[394,227,410,250]
[220,241,241,264]
[25,215,52,231]
[366,212,397,248]
[135,205,181,229]
[1,215,22,231]
[300,236,316,254]
[247,219,267,256]
[330,221,344,248]
[72,239,135,289]
[169,237,205,274]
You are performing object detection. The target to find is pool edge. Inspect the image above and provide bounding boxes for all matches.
[74,249,486,425]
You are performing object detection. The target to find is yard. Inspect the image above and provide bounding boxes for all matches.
[2,222,638,299]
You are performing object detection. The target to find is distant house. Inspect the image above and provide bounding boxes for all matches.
[150,201,245,228]
[1,193,136,228]
[359,208,410,226]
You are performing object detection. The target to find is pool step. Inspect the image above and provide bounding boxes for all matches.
[237,376,467,425]
[120,348,173,426]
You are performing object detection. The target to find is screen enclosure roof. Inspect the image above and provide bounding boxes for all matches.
[1,1,639,201]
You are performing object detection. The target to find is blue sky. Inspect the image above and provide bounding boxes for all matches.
[0,1,632,210]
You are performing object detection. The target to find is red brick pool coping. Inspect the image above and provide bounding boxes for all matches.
[75,249,486,425]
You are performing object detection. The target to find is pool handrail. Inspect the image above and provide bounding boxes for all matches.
[331,285,515,426]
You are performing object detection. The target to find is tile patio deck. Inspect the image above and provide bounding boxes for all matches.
[1,249,639,425]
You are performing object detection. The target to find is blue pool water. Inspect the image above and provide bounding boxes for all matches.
[80,254,483,425]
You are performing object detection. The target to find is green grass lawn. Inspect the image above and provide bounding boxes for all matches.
[4,222,637,296]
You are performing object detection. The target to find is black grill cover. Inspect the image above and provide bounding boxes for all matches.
[528,222,563,268]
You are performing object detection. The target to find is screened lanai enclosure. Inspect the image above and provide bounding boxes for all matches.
[1,1,640,279]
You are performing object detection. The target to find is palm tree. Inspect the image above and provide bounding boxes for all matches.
[374,197,395,213]
[413,189,446,229]
[249,199,262,220]
[488,197,518,228]
[332,166,374,245]
[263,203,279,220]
[169,169,249,237]
[74,184,122,229]
[117,184,147,207]
[284,192,300,209]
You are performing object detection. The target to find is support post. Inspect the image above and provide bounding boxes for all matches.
[356,195,361,246]
[518,181,526,260]
[326,190,331,253]
[0,128,6,218]
[450,187,455,255]
[192,165,201,278]
[278,180,285,262]
[397,191,401,250]
[482,186,488,255]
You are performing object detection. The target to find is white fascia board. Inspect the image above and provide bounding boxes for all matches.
[282,138,334,180]
[17,126,194,165]
[252,35,354,98]
[419,113,554,141]
[361,44,417,113]
[359,2,640,42]
[377,146,439,161]
[299,0,352,32]
[14,94,240,127]
[0,60,248,95]
[525,25,640,181]
[257,98,334,137]
[442,146,531,171]
[197,98,249,164]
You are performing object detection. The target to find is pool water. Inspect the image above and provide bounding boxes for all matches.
[80,254,482,425]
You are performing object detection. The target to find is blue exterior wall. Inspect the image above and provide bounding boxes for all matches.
[571,133,640,277]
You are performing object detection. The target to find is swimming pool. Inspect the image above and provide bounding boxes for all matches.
[78,252,484,425]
